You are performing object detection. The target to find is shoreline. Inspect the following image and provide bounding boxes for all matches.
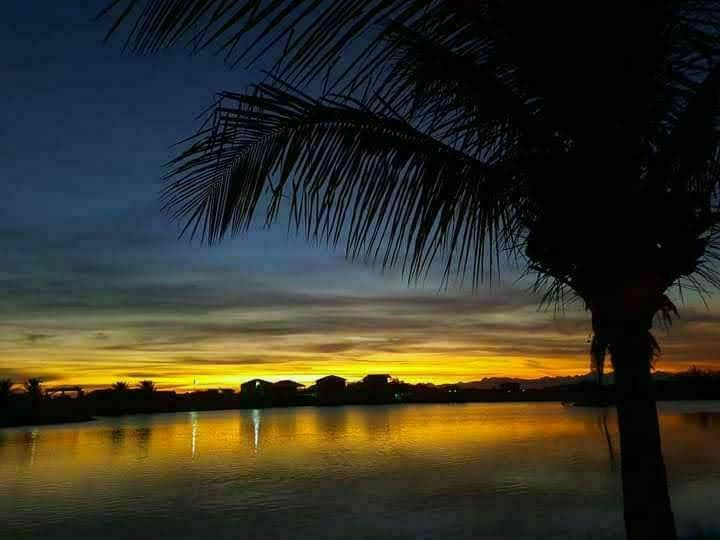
[3,396,719,430]
[0,414,95,429]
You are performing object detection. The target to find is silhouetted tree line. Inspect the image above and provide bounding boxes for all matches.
[2,369,720,428]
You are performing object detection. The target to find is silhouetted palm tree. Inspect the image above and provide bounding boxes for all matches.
[0,379,13,406]
[112,381,129,393]
[138,380,156,394]
[102,2,720,539]
[24,378,43,401]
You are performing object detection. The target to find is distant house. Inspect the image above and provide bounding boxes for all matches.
[45,386,84,398]
[315,375,347,403]
[316,375,346,394]
[361,374,392,403]
[271,380,304,401]
[272,380,303,390]
[240,379,272,398]
[363,374,391,389]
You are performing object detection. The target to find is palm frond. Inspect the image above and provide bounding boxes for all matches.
[99,1,432,81]
[162,81,521,285]
[649,63,720,192]
[102,0,720,311]
[346,21,551,159]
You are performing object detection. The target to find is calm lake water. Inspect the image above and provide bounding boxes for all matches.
[1,402,719,540]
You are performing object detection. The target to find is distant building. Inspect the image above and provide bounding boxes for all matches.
[315,375,347,403]
[240,379,272,398]
[273,380,304,389]
[362,374,391,389]
[362,374,392,403]
[271,380,304,401]
[45,386,84,398]
[316,375,346,393]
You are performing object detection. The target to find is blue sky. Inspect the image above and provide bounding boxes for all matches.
[1,2,718,389]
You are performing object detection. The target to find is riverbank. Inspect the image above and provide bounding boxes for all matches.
[0,410,95,428]
[3,392,719,429]
[4,368,719,429]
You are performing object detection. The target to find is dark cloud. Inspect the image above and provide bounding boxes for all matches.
[24,332,56,344]
[0,368,63,383]
[123,372,161,379]
[307,342,359,354]
[524,359,546,370]
[174,356,280,366]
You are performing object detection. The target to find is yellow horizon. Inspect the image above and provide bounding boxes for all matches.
[4,354,715,393]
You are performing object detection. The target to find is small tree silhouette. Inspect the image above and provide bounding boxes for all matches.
[111,381,129,393]
[138,380,156,394]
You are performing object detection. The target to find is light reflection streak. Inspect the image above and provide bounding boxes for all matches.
[252,409,261,453]
[29,428,39,468]
[190,411,198,459]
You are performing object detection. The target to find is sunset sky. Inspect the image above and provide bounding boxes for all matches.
[3,3,720,391]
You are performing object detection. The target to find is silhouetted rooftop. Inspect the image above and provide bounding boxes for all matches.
[363,374,391,382]
[241,379,272,386]
[273,380,304,389]
[316,375,346,383]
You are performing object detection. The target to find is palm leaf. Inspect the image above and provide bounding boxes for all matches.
[162,81,521,284]
[99,1,431,81]
[103,0,720,301]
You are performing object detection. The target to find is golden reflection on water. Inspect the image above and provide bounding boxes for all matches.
[0,403,718,480]
[1,403,720,540]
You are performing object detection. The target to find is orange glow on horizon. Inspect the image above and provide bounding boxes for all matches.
[2,348,714,392]
[3,297,719,392]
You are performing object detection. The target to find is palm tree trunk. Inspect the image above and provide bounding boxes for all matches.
[612,333,677,540]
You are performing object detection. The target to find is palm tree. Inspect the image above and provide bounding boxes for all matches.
[0,379,13,406]
[24,378,43,401]
[138,380,156,394]
[101,2,720,539]
[111,381,129,393]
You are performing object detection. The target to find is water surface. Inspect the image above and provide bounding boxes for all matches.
[1,402,719,539]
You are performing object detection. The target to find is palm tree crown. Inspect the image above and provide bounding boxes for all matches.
[104,2,720,321]
[138,380,156,393]
[112,381,129,392]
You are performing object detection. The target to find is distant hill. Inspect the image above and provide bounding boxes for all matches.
[449,371,679,390]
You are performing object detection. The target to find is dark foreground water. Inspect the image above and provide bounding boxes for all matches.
[1,402,719,540]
